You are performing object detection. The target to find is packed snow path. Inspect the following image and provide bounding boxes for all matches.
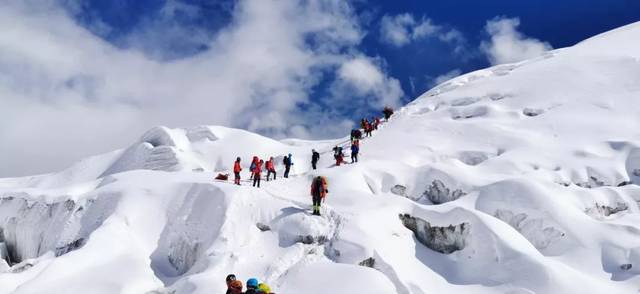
[2,22,640,294]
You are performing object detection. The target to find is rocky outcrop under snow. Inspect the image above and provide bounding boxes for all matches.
[399,214,469,254]
[422,180,467,204]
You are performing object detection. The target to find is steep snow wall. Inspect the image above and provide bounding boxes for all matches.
[150,184,227,279]
[0,192,120,264]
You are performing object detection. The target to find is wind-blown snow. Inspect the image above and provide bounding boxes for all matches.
[1,22,640,294]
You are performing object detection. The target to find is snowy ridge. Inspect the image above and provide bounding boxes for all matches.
[1,22,640,293]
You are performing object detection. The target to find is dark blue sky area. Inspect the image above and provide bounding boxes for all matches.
[66,0,640,100]
[360,0,640,98]
[371,0,640,47]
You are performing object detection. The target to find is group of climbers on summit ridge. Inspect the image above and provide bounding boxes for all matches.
[226,107,393,219]
[217,109,396,292]
[231,155,283,188]
[229,107,394,185]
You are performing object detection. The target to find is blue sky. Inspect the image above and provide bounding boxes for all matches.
[1,0,639,176]
[67,0,640,99]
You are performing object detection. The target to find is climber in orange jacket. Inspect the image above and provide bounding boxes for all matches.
[310,176,328,216]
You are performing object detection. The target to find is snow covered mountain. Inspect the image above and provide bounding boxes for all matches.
[1,22,640,294]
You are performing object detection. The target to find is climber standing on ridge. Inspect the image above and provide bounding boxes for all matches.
[373,117,380,130]
[351,140,359,163]
[253,159,263,188]
[233,157,242,185]
[266,157,276,181]
[350,129,358,141]
[364,119,373,137]
[355,129,362,140]
[311,149,320,170]
[283,153,293,178]
[333,146,344,166]
[310,175,328,216]
[249,156,259,180]
[383,106,394,121]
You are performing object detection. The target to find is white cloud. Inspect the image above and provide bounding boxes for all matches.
[379,13,414,46]
[338,58,385,92]
[432,69,462,87]
[334,57,403,108]
[379,13,465,48]
[0,0,402,176]
[481,17,552,65]
[412,19,439,39]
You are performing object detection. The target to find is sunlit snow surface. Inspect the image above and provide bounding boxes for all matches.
[1,22,640,294]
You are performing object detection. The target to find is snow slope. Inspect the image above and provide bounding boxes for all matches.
[1,22,640,294]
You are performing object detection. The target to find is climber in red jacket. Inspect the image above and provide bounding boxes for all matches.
[253,159,263,188]
[233,157,242,185]
[266,157,276,181]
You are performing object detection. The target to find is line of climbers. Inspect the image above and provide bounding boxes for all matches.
[229,153,294,188]
[334,111,388,166]
[220,107,394,293]
[226,275,274,294]
[223,107,395,185]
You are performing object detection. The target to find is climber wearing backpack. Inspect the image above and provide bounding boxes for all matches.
[253,159,263,188]
[311,149,320,170]
[283,154,293,178]
[351,141,359,163]
[310,176,328,216]
[249,156,259,180]
[372,117,379,130]
[333,146,344,166]
[258,282,274,293]
[226,274,243,294]
[233,157,242,185]
[354,129,362,140]
[246,278,259,294]
[350,129,358,141]
[364,120,372,137]
[266,157,276,181]
[383,106,394,121]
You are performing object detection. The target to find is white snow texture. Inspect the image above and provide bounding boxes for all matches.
[2,22,640,294]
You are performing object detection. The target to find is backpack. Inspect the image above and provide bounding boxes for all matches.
[312,176,327,197]
[283,156,290,166]
[250,162,256,171]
